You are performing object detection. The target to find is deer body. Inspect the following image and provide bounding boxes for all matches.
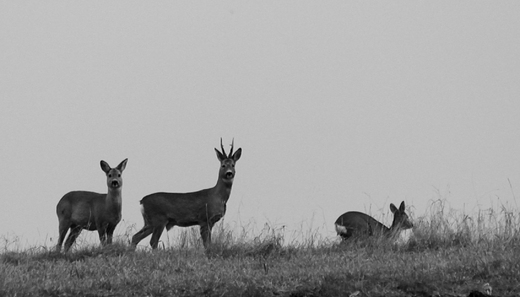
[131,139,241,249]
[335,201,413,241]
[56,159,128,252]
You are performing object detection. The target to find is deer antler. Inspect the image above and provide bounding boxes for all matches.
[220,137,227,158]
[229,138,234,157]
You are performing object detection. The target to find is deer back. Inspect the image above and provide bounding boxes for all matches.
[335,211,389,237]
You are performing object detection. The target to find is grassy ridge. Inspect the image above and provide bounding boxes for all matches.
[1,203,520,297]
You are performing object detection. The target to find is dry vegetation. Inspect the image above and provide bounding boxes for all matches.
[1,201,520,297]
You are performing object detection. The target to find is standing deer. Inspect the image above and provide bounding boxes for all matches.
[131,139,242,249]
[56,158,128,252]
[334,201,413,241]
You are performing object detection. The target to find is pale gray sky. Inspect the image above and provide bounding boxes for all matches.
[1,1,519,248]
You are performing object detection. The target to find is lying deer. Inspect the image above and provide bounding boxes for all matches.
[335,201,413,242]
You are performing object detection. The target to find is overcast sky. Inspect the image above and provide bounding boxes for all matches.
[1,1,519,249]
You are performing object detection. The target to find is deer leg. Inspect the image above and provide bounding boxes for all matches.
[64,226,82,252]
[131,225,154,248]
[56,223,70,252]
[200,223,212,249]
[150,225,165,249]
[98,226,109,246]
[339,232,352,240]
[105,225,116,245]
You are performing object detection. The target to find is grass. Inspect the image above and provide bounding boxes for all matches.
[1,201,520,297]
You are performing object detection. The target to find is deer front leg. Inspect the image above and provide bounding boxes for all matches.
[200,223,213,249]
[98,226,108,246]
[105,224,117,245]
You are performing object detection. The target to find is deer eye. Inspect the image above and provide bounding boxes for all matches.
[108,174,112,178]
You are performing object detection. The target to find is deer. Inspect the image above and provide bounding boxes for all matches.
[334,201,413,242]
[131,139,242,250]
[56,158,128,252]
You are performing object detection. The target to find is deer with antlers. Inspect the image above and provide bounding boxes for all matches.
[131,139,242,249]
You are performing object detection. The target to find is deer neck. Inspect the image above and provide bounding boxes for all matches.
[387,222,402,238]
[106,188,122,210]
[213,178,233,203]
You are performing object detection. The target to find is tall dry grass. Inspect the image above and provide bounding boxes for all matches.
[1,200,519,296]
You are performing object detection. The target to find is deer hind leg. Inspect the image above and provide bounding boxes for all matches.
[150,225,166,249]
[64,225,82,252]
[56,222,70,251]
[339,230,353,240]
[131,225,154,248]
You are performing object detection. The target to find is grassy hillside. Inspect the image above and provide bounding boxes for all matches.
[1,202,519,297]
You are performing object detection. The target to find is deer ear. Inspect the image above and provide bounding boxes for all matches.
[117,158,128,172]
[100,160,111,174]
[390,203,398,213]
[232,148,242,162]
[399,201,405,212]
[215,148,225,161]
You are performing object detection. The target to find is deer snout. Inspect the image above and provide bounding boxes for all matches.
[225,170,234,179]
[111,180,121,188]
